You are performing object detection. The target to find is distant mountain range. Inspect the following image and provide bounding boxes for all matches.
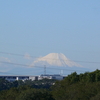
[30,53,82,67]
[1,53,90,76]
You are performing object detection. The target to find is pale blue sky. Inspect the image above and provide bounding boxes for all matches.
[0,0,100,75]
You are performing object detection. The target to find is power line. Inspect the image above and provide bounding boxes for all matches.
[0,61,30,67]
[0,61,89,72]
[0,51,32,57]
[0,70,28,76]
[0,51,100,64]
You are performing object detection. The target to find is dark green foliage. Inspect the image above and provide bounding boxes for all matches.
[0,78,56,100]
[0,78,12,91]
[90,93,100,100]
[0,78,56,91]
[67,72,79,84]
[52,69,100,100]
[0,86,55,100]
[16,88,54,100]
[1,70,100,100]
[24,78,56,89]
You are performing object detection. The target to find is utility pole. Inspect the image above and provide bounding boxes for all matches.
[60,70,63,75]
[44,65,46,75]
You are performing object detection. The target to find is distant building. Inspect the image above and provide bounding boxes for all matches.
[0,76,29,82]
[0,74,66,82]
[39,74,64,80]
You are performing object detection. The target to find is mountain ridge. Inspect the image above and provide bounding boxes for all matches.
[30,53,82,67]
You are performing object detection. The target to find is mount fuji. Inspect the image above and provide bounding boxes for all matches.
[30,53,82,67]
[4,53,90,76]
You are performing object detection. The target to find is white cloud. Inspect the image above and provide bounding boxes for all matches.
[0,57,13,73]
[0,57,11,62]
[24,53,31,59]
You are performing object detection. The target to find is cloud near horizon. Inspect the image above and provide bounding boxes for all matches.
[24,53,31,59]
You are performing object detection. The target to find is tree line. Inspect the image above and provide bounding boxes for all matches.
[0,69,100,100]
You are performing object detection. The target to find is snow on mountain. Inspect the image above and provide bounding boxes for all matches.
[30,53,82,67]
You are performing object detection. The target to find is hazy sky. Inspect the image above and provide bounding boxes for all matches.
[0,0,100,75]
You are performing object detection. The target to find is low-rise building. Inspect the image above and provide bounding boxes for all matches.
[0,74,66,82]
[0,76,29,82]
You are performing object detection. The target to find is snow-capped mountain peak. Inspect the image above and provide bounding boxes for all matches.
[30,53,82,67]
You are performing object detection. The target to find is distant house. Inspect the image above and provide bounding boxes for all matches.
[0,74,66,82]
[0,76,29,82]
